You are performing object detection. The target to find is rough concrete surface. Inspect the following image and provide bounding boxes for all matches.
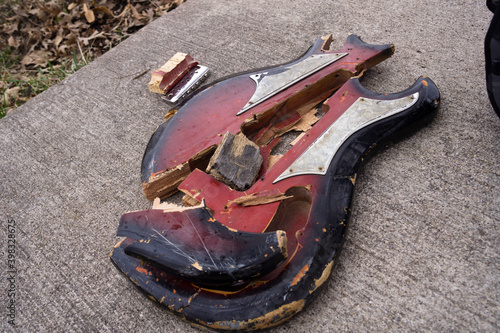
[0,0,498,332]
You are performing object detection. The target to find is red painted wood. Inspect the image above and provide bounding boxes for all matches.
[144,36,393,184]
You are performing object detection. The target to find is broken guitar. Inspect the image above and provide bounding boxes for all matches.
[110,35,440,331]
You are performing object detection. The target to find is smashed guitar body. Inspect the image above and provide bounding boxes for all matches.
[140,34,395,200]
[111,34,440,331]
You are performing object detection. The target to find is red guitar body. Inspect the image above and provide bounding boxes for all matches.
[111,35,440,331]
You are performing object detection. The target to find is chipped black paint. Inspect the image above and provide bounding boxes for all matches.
[117,205,286,288]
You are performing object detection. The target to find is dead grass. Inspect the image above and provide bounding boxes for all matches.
[0,0,185,118]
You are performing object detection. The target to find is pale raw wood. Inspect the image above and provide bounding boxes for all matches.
[182,193,201,207]
[152,197,183,210]
[143,161,191,201]
[267,154,283,170]
[148,52,190,94]
[143,145,216,201]
[152,197,204,212]
[228,192,292,207]
[290,132,306,146]
[253,112,302,146]
[290,108,319,132]
[320,34,333,51]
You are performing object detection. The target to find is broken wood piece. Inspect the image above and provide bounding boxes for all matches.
[148,52,198,94]
[290,107,320,132]
[141,35,395,203]
[152,197,186,211]
[142,162,190,201]
[227,191,293,207]
[143,145,216,201]
[206,132,263,191]
[321,34,333,51]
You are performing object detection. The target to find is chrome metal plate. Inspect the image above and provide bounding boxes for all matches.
[237,53,348,115]
[274,93,419,183]
[164,65,209,104]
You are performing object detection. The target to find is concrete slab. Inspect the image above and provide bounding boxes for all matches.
[1,0,498,331]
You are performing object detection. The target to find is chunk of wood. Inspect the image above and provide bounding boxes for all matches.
[143,145,216,201]
[148,52,198,94]
[206,132,263,191]
[142,162,190,201]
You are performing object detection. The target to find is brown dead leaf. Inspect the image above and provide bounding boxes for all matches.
[3,87,21,106]
[57,44,71,55]
[8,36,18,48]
[83,3,95,23]
[38,1,62,17]
[3,20,19,35]
[54,35,63,48]
[130,4,147,20]
[21,50,52,66]
[57,12,73,25]
[116,4,132,18]
[94,6,114,18]
[66,32,77,44]
[9,73,31,82]
[79,31,105,46]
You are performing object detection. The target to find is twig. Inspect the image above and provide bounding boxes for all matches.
[76,39,87,65]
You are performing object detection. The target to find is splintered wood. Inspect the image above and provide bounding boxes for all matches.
[148,52,198,94]
[290,108,320,132]
[206,132,263,191]
[143,145,216,201]
[143,162,191,201]
[227,191,292,207]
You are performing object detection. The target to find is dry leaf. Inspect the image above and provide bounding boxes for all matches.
[79,31,105,46]
[3,87,21,106]
[21,50,52,66]
[57,44,71,55]
[54,35,63,47]
[94,6,114,17]
[9,73,31,82]
[57,12,73,24]
[130,4,147,20]
[3,21,19,34]
[8,36,18,48]
[66,32,77,44]
[83,3,95,23]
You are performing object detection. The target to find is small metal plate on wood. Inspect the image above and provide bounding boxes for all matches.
[237,53,348,115]
[274,93,419,183]
[163,65,209,104]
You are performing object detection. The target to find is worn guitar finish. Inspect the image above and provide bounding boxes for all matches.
[111,35,440,331]
[117,205,288,287]
[141,35,395,200]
